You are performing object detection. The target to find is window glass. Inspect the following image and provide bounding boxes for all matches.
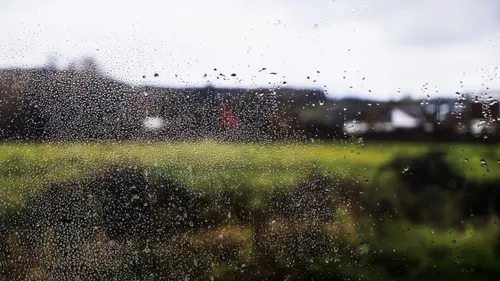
[1,1,499,280]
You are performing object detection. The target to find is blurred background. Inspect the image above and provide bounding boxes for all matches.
[1,1,500,280]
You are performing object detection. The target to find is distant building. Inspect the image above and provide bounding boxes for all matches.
[219,105,239,129]
[390,107,421,129]
[345,106,426,135]
[344,120,369,135]
[142,117,165,131]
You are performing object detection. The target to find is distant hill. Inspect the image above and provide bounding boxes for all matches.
[1,67,498,142]
[0,67,329,141]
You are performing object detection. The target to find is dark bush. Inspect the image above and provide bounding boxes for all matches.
[267,168,361,222]
[0,165,210,280]
[376,150,500,227]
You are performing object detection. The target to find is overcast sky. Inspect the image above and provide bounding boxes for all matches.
[1,0,499,99]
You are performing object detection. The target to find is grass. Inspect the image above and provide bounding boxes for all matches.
[0,140,499,212]
[0,140,497,213]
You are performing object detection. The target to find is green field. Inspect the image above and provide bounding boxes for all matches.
[1,140,498,191]
[1,140,500,280]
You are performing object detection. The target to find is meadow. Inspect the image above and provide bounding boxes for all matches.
[1,140,500,280]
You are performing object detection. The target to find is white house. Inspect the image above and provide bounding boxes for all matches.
[345,106,424,135]
[142,116,165,131]
[344,121,369,135]
[390,108,421,129]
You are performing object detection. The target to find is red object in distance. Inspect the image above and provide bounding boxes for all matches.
[219,105,239,129]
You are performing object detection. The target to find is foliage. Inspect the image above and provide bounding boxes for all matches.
[1,141,500,280]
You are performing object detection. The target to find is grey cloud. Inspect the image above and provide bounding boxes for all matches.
[0,0,498,98]
[280,0,500,46]
[377,0,500,47]
[252,0,499,47]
